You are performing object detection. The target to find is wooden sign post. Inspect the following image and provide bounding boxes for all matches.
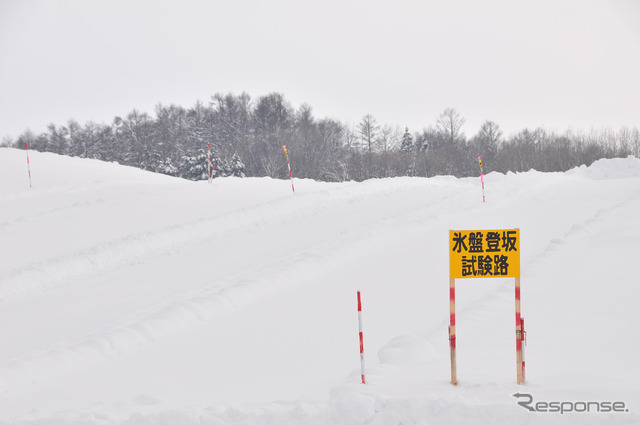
[448,229,523,385]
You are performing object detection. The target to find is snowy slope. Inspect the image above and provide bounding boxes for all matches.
[0,148,639,424]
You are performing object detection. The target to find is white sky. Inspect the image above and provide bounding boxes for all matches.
[1,0,639,141]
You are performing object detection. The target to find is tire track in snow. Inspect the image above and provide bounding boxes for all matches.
[0,178,447,303]
[0,178,478,395]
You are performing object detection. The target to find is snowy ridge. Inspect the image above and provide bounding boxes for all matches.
[0,176,431,301]
[0,149,639,424]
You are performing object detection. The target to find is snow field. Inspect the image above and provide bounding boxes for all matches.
[0,148,639,424]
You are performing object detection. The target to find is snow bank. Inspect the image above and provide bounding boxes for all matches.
[567,155,640,179]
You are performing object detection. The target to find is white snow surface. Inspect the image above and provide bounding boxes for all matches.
[1,148,639,424]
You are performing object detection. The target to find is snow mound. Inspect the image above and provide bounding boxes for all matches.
[567,155,640,179]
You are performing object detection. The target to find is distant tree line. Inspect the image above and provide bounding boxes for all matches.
[4,93,639,181]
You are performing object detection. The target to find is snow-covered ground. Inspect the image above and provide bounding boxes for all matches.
[1,148,638,424]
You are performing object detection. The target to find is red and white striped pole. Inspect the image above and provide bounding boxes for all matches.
[207,143,212,183]
[282,145,295,194]
[521,316,526,383]
[357,290,366,384]
[25,142,32,189]
[515,277,523,384]
[478,156,485,203]
[345,169,349,182]
[449,278,457,385]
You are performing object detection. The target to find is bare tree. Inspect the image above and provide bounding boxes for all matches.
[631,127,640,158]
[376,124,400,153]
[436,107,466,144]
[358,114,379,155]
[1,135,13,147]
[472,120,502,167]
[252,93,294,177]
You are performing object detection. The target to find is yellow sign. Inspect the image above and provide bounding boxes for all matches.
[449,229,520,278]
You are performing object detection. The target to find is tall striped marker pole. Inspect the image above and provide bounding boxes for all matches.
[357,290,366,384]
[449,278,457,385]
[282,145,295,194]
[25,142,32,189]
[521,316,526,383]
[515,277,523,384]
[478,156,485,203]
[207,143,212,183]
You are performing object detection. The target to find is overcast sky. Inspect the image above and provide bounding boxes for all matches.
[1,0,639,141]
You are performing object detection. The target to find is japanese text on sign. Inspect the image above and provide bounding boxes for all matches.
[449,229,520,278]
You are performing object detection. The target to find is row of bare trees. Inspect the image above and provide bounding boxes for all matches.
[4,95,639,181]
